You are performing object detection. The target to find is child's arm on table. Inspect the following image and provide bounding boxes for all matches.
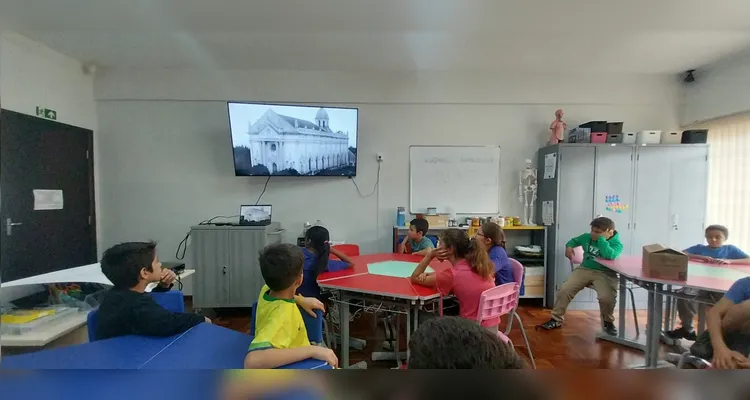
[398,236,409,253]
[328,246,354,270]
[244,346,338,369]
[410,250,438,287]
[719,246,750,265]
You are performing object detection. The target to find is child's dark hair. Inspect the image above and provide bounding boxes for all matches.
[706,224,729,238]
[258,243,304,291]
[439,228,494,280]
[305,226,331,278]
[100,241,157,289]
[481,222,506,249]
[408,316,524,369]
[590,216,615,231]
[410,218,429,236]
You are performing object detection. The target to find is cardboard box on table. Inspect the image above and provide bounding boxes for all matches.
[642,243,689,281]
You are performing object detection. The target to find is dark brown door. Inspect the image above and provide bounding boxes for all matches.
[0,109,97,283]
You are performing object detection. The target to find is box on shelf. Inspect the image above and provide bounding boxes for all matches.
[681,129,708,144]
[636,130,662,145]
[606,133,623,143]
[422,214,449,228]
[591,132,607,143]
[622,132,637,144]
[661,132,682,144]
[606,122,624,136]
[0,306,78,335]
[642,243,688,281]
[522,285,544,297]
[568,127,591,143]
[580,121,607,133]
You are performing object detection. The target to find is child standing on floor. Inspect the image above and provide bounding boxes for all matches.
[409,228,497,326]
[474,222,514,285]
[539,217,623,335]
[296,226,353,300]
[665,225,750,341]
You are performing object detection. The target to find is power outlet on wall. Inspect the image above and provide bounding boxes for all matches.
[376,153,384,162]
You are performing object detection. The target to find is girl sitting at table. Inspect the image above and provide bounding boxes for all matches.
[409,228,497,327]
[296,226,354,300]
[474,222,514,285]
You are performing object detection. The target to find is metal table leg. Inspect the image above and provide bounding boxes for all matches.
[340,291,350,368]
[618,275,626,339]
[664,285,673,331]
[596,275,645,351]
[631,283,671,369]
[697,303,707,334]
[406,301,412,362]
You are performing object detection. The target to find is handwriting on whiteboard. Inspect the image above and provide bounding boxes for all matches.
[424,157,496,164]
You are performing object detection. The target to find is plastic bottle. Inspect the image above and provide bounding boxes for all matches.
[396,207,406,227]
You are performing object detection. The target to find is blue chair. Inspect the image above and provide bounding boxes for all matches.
[86,291,186,342]
[250,301,324,345]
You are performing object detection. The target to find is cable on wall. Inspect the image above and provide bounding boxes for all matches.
[255,176,272,205]
[350,162,381,198]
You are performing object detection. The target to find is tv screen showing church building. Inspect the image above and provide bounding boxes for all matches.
[228,102,358,177]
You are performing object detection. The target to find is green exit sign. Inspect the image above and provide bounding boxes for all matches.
[36,106,57,121]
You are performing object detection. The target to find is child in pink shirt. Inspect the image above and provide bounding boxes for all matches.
[410,228,498,327]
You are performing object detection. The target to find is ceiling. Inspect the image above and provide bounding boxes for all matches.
[1,0,750,73]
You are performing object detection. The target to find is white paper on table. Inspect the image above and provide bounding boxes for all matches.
[542,200,554,225]
[33,189,64,210]
[543,153,557,179]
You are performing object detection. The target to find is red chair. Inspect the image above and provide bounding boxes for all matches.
[330,244,360,259]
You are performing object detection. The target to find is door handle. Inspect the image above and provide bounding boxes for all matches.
[6,218,22,236]
[222,265,227,275]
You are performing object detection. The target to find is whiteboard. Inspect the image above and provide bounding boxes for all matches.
[409,146,501,214]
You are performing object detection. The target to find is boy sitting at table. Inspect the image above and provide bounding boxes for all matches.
[689,276,750,369]
[97,242,209,340]
[538,217,623,335]
[244,243,338,369]
[398,218,434,256]
[665,225,750,341]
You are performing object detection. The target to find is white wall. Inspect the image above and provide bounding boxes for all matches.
[95,69,682,264]
[682,49,750,125]
[0,32,98,304]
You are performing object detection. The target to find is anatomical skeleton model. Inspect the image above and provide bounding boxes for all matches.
[519,159,538,226]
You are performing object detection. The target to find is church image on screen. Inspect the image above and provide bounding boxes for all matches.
[229,103,358,176]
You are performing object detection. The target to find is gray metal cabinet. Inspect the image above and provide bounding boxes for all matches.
[191,223,284,309]
[538,144,709,310]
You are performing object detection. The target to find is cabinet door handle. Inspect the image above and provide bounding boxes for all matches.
[222,266,227,275]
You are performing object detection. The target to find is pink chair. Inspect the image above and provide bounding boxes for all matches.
[569,246,639,335]
[505,259,536,369]
[476,283,518,346]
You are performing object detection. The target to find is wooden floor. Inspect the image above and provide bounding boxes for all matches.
[209,299,671,369]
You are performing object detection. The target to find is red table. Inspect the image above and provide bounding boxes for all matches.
[318,253,449,367]
[597,256,750,368]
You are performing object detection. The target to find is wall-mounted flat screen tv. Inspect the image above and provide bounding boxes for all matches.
[228,102,358,177]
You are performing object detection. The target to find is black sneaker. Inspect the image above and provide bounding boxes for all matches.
[537,318,563,330]
[665,327,697,341]
[603,322,618,336]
